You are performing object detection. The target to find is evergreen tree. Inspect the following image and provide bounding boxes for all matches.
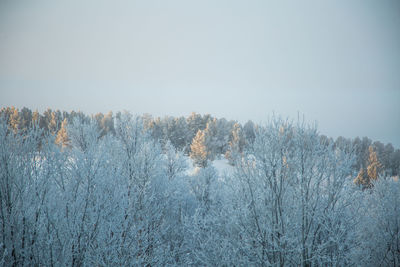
[173,116,189,151]
[215,118,233,155]
[20,107,32,133]
[149,117,165,144]
[163,141,187,180]
[392,149,400,176]
[243,120,256,145]
[32,110,40,126]
[204,119,219,161]
[187,112,210,145]
[382,143,394,176]
[225,123,246,165]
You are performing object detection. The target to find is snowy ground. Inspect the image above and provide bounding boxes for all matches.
[211,158,234,177]
[185,155,234,177]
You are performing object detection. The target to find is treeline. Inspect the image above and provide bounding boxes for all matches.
[0,108,400,266]
[1,106,400,177]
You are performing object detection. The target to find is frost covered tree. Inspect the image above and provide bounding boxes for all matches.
[169,117,189,151]
[94,111,115,137]
[58,117,107,266]
[290,120,357,266]
[227,117,357,266]
[202,118,233,159]
[226,119,296,266]
[163,141,188,180]
[112,112,169,265]
[355,178,400,266]
[243,120,256,145]
[203,119,219,160]
[0,112,181,266]
[186,113,211,151]
[185,166,235,266]
[215,118,234,155]
[1,108,398,266]
[158,141,192,265]
[0,115,53,266]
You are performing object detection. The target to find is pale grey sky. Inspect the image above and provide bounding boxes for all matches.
[0,0,399,146]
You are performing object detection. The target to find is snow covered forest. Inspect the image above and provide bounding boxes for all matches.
[1,107,400,266]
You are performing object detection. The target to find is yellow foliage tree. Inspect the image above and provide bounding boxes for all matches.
[190,130,209,167]
[55,118,69,149]
[354,146,382,189]
[367,146,381,181]
[9,107,20,133]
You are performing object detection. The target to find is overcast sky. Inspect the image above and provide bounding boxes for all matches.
[0,0,399,147]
